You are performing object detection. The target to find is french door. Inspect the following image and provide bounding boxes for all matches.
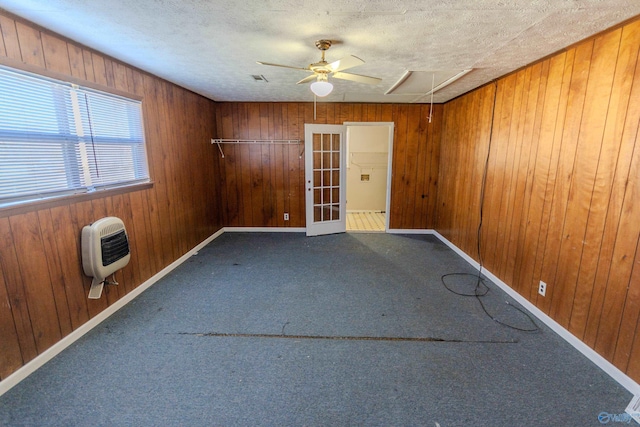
[305,124,346,236]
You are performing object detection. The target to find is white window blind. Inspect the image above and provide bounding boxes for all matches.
[0,65,149,208]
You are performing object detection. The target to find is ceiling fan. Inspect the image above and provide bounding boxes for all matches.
[257,39,382,97]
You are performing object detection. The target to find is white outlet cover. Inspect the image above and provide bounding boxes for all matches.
[539,280,547,296]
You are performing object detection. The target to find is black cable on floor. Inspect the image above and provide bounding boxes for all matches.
[441,81,539,334]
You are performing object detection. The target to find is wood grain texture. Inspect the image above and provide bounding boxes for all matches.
[214,102,442,229]
[436,18,640,382]
[0,12,222,380]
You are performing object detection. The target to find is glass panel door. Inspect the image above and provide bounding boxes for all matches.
[305,124,346,236]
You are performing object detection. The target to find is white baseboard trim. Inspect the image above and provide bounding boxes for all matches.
[387,228,436,235]
[224,227,306,233]
[431,230,640,395]
[0,228,225,397]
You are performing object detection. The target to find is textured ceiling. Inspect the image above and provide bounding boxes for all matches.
[1,1,639,103]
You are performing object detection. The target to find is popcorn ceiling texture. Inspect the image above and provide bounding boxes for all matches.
[1,0,639,103]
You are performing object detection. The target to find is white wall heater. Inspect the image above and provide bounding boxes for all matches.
[81,217,131,299]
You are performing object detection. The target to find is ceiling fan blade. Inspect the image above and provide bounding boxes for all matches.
[328,55,365,72]
[256,61,310,72]
[332,71,382,85]
[296,74,318,85]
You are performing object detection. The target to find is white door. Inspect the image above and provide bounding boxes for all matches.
[305,124,346,236]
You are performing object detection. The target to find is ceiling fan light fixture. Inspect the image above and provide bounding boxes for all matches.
[310,80,333,97]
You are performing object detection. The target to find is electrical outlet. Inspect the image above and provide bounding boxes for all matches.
[539,280,547,296]
[284,213,289,221]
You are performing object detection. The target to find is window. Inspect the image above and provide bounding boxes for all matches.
[0,65,149,208]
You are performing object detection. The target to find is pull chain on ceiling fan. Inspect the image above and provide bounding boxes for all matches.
[257,39,382,97]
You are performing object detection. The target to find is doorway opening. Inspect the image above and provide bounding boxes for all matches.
[345,123,393,233]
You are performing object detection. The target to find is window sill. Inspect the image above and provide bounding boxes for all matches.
[0,182,154,218]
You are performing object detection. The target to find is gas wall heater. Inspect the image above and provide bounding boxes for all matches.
[81,217,131,299]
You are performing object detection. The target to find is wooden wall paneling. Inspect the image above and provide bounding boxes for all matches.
[272,104,285,227]
[259,103,274,226]
[228,104,244,226]
[451,94,472,247]
[469,90,494,254]
[496,72,524,278]
[8,213,62,353]
[537,41,593,313]
[469,87,497,257]
[550,30,622,326]
[14,21,45,68]
[144,77,176,267]
[436,101,456,239]
[102,58,116,88]
[0,268,23,380]
[0,17,7,56]
[248,104,265,226]
[389,105,408,229]
[67,43,86,80]
[527,51,573,302]
[90,52,108,86]
[426,104,442,229]
[480,77,508,271]
[336,103,351,124]
[112,61,129,92]
[0,217,37,364]
[449,93,472,253]
[612,238,640,370]
[35,209,72,337]
[287,103,301,226]
[136,190,161,276]
[573,22,640,340]
[593,127,640,360]
[170,88,190,255]
[412,105,431,229]
[40,33,71,75]
[315,102,327,124]
[400,106,421,229]
[48,205,89,329]
[0,15,21,60]
[628,318,640,379]
[237,104,253,226]
[161,83,185,257]
[82,49,95,83]
[513,57,554,300]
[261,104,274,226]
[381,104,393,122]
[497,70,528,282]
[509,64,543,292]
[130,68,145,97]
[214,103,227,222]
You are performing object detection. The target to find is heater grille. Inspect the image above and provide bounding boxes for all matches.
[101,230,129,266]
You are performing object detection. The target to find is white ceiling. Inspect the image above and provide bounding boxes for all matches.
[1,1,639,103]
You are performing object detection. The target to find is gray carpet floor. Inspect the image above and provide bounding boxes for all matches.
[0,232,633,426]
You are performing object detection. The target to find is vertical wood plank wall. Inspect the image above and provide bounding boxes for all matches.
[0,12,223,380]
[215,103,442,229]
[436,18,640,382]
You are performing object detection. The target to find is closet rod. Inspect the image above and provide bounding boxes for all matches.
[211,139,302,159]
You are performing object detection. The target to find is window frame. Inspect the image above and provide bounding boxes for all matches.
[0,58,152,217]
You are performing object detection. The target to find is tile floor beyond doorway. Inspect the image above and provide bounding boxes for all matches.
[346,211,385,232]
